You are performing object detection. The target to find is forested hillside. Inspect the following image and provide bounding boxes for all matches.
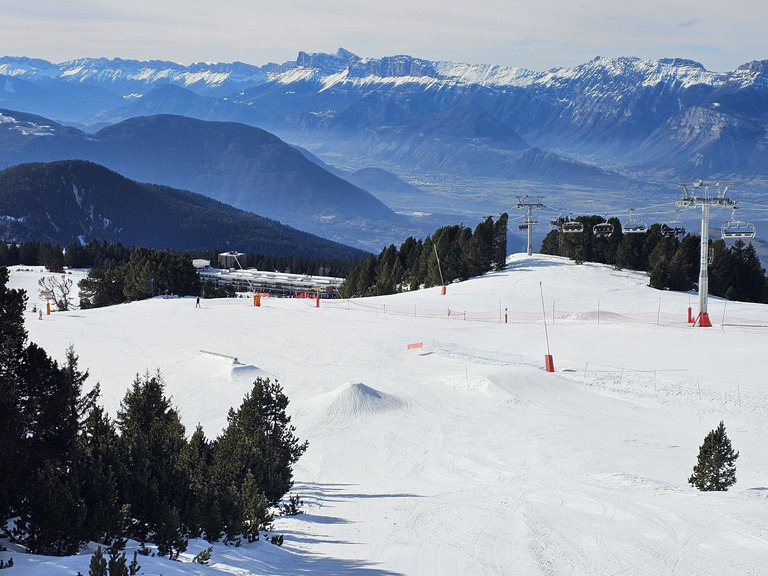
[0,160,368,261]
[340,214,508,297]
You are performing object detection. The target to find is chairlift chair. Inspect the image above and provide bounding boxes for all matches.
[562,219,584,233]
[621,209,647,234]
[721,221,756,239]
[622,220,648,234]
[593,222,614,238]
[721,208,756,240]
[519,217,540,231]
[661,211,686,238]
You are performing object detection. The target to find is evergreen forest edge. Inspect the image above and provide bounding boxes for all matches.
[1,265,308,560]
[338,214,768,304]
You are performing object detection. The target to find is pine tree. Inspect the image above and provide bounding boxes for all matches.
[247,378,309,504]
[689,421,739,491]
[128,551,141,575]
[107,549,129,576]
[0,266,28,518]
[493,212,508,270]
[77,405,127,545]
[18,461,85,555]
[88,546,107,576]
[116,372,189,545]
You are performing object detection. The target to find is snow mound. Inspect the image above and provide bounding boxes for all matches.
[182,350,261,382]
[437,374,496,395]
[316,382,405,424]
[165,351,265,434]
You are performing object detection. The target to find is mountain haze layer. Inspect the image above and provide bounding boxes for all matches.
[3,50,768,248]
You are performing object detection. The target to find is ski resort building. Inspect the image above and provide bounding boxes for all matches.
[194,260,344,297]
[217,251,248,269]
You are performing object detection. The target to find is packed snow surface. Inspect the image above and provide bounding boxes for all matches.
[5,253,768,575]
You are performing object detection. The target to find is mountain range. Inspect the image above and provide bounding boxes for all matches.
[2,49,768,248]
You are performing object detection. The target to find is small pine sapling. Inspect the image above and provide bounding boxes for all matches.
[193,546,213,564]
[128,551,141,575]
[107,549,129,576]
[280,493,304,516]
[689,421,739,491]
[88,546,107,576]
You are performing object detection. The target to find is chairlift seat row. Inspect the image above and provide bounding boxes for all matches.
[593,223,614,238]
[562,221,584,233]
[622,220,648,234]
[721,221,756,239]
[661,222,686,238]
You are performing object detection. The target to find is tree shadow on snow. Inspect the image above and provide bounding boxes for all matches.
[279,553,405,575]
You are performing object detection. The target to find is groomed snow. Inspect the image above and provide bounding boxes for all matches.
[5,253,768,575]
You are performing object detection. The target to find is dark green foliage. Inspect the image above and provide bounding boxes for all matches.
[270,534,284,546]
[154,506,188,560]
[709,240,768,302]
[182,425,220,541]
[0,267,28,519]
[689,421,739,491]
[340,214,508,297]
[77,407,129,545]
[225,378,309,505]
[193,546,213,564]
[13,345,98,554]
[16,461,85,555]
[280,493,304,516]
[493,213,509,271]
[205,378,307,543]
[107,549,129,576]
[240,472,274,543]
[128,551,140,575]
[79,267,127,309]
[122,248,201,301]
[116,372,189,548]
[89,546,107,576]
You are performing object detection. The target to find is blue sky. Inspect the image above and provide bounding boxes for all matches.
[2,0,764,71]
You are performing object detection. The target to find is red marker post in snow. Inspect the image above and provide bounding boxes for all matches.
[540,282,554,372]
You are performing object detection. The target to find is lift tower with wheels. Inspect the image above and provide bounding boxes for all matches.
[516,195,546,256]
[677,181,737,327]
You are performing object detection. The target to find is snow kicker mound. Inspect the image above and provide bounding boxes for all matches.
[170,351,262,396]
[437,374,497,395]
[315,382,405,425]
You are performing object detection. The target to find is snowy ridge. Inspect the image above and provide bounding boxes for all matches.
[2,50,765,95]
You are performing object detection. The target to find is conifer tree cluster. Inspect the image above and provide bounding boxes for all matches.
[0,267,307,557]
[340,214,508,297]
[540,218,768,303]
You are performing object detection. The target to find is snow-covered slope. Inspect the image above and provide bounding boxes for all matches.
[5,254,768,574]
